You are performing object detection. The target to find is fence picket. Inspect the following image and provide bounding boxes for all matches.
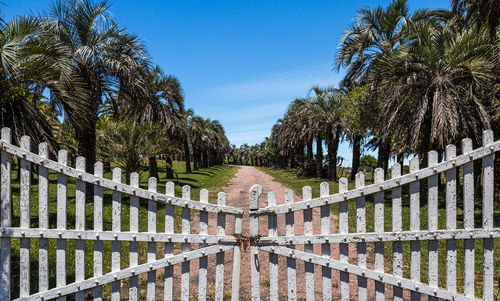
[231,210,242,301]
[129,172,139,301]
[355,173,366,301]
[111,168,122,301]
[462,138,474,297]
[285,189,296,301]
[93,162,104,301]
[181,185,191,301]
[482,130,494,299]
[338,178,349,301]
[75,157,86,301]
[445,145,457,292]
[409,158,420,301]
[57,149,68,301]
[320,182,331,301]
[268,192,278,301]
[216,192,227,300]
[38,143,49,293]
[19,136,31,298]
[303,186,315,301]
[0,128,11,300]
[374,168,385,301]
[250,184,262,300]
[198,189,208,300]
[164,182,175,300]
[427,151,439,301]
[147,178,157,300]
[391,163,403,301]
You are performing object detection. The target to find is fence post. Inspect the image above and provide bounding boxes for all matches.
[285,189,296,301]
[75,156,86,301]
[147,177,157,300]
[427,151,439,301]
[409,158,420,301]
[482,130,494,299]
[320,182,331,301]
[249,184,262,301]
[164,182,175,300]
[181,185,191,301]
[19,136,31,298]
[56,149,68,301]
[445,145,457,292]
[198,189,209,300]
[111,168,122,301]
[38,142,49,293]
[391,163,402,301]
[268,192,278,301]
[338,178,349,301]
[231,203,242,301]
[129,172,139,301]
[303,186,315,301]
[216,192,227,300]
[374,168,384,301]
[0,128,11,300]
[462,138,474,297]
[355,173,367,301]
[93,162,104,300]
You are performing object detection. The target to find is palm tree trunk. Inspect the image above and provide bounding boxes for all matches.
[350,135,362,180]
[148,156,158,179]
[327,132,340,181]
[76,115,97,173]
[183,138,191,173]
[377,139,390,175]
[307,138,314,175]
[316,135,323,178]
[165,156,174,178]
[203,150,209,168]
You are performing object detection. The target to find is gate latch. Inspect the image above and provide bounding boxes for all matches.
[234,234,261,250]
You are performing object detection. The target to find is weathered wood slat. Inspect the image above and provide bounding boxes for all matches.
[75,157,86,301]
[462,139,474,298]
[391,163,403,301]
[482,130,494,300]
[427,151,439,301]
[338,178,349,301]
[56,149,68,301]
[38,143,49,293]
[111,168,122,301]
[129,172,139,301]
[250,184,262,301]
[320,182,331,301]
[216,192,227,301]
[268,192,278,301]
[231,211,242,301]
[285,189,296,301]
[409,158,420,301]
[0,128,11,300]
[147,178,157,301]
[164,182,175,301]
[181,185,191,301]
[198,189,209,301]
[19,136,31,298]
[93,162,104,300]
[303,186,315,301]
[446,145,457,293]
[374,169,385,301]
[355,173,367,301]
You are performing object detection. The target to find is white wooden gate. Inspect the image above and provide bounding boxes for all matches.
[0,127,498,300]
[248,130,498,300]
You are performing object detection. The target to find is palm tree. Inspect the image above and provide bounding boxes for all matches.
[335,0,440,171]
[452,0,499,39]
[121,65,184,179]
[40,0,148,172]
[372,19,498,158]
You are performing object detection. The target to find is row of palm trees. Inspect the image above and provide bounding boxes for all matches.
[247,0,499,181]
[0,0,230,178]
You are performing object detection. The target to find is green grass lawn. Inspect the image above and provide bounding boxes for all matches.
[9,160,238,299]
[258,166,500,298]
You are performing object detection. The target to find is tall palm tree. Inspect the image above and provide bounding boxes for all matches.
[452,0,499,39]
[372,19,498,157]
[335,0,440,171]
[41,0,148,172]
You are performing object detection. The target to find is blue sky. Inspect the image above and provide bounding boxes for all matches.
[3,0,449,165]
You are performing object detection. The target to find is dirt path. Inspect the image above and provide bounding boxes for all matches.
[219,166,348,300]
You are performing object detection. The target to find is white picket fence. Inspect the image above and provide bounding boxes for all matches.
[0,127,498,300]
